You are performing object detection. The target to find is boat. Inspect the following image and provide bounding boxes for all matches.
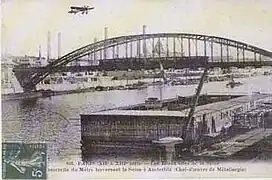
[144,97,163,109]
[226,79,243,88]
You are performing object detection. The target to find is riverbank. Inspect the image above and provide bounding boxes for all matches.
[1,81,149,101]
[2,74,271,101]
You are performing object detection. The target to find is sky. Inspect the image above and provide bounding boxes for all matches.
[1,0,272,58]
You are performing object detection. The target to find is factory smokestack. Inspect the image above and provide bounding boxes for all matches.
[58,32,61,58]
[47,31,51,62]
[39,45,41,59]
[104,27,108,40]
[143,25,147,58]
[104,27,108,59]
[143,25,146,35]
[93,37,98,61]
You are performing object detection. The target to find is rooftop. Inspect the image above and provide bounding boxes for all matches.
[229,94,271,103]
[84,109,188,117]
[187,100,243,116]
[82,94,272,118]
[181,94,272,116]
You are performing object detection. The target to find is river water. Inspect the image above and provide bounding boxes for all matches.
[2,75,272,162]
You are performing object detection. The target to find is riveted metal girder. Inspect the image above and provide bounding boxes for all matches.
[23,33,272,90]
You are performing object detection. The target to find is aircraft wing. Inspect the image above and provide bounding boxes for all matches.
[68,9,80,14]
[70,6,84,10]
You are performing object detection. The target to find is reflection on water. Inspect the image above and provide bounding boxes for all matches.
[2,76,272,162]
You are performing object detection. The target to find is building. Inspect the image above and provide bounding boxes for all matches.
[6,55,47,67]
[179,94,272,138]
[81,94,272,147]
[34,57,47,67]
[1,57,15,85]
[81,110,186,143]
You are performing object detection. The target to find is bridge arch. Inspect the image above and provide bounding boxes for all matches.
[13,33,272,91]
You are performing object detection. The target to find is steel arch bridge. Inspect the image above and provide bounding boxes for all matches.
[13,33,272,91]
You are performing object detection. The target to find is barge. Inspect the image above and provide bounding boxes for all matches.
[80,93,272,161]
[1,91,44,101]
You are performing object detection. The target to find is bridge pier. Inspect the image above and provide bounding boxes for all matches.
[23,86,37,92]
[12,67,38,92]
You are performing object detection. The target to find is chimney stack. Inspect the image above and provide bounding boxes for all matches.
[57,32,61,58]
[93,37,98,60]
[104,27,108,59]
[39,45,41,59]
[143,25,146,35]
[143,25,147,57]
[104,27,108,40]
[47,31,51,62]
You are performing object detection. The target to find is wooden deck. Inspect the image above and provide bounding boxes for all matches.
[196,128,272,159]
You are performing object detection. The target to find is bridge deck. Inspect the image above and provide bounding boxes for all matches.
[12,55,272,92]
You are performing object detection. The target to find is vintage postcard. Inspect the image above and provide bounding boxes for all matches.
[1,0,272,179]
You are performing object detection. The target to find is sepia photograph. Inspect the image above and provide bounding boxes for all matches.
[1,0,272,179]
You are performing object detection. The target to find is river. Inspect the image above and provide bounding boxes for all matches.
[1,75,272,162]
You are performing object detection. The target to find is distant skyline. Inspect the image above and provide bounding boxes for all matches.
[2,0,272,58]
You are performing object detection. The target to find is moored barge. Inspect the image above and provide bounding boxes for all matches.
[80,93,272,161]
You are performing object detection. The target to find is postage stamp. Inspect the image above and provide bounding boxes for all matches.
[2,142,47,179]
